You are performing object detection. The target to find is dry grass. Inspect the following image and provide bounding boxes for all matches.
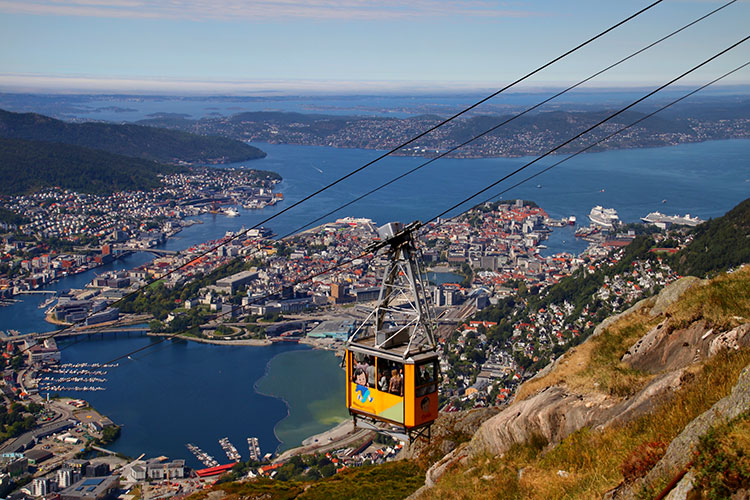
[423,346,750,499]
[515,342,595,401]
[667,266,750,331]
[420,268,750,499]
[516,309,658,402]
[692,413,750,497]
[583,310,658,397]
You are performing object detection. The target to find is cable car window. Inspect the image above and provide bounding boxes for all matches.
[351,352,376,388]
[377,358,403,396]
[415,360,438,397]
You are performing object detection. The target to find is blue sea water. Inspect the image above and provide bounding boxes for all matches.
[53,336,307,468]
[2,138,747,464]
[228,139,749,250]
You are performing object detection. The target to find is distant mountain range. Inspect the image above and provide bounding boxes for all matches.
[0,109,267,196]
[136,99,750,158]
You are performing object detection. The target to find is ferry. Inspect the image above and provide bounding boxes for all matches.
[575,226,600,238]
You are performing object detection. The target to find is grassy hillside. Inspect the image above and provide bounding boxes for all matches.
[417,266,750,499]
[0,108,265,164]
[0,137,183,195]
[186,462,424,500]
[175,200,750,498]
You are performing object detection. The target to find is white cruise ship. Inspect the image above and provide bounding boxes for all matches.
[588,206,619,229]
[641,211,703,227]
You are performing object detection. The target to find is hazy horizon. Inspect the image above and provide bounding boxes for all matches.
[1,1,748,95]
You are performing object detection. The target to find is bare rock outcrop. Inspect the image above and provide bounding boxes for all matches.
[649,276,703,317]
[422,370,686,488]
[419,276,747,492]
[468,386,613,457]
[603,369,686,427]
[401,407,498,462]
[623,322,750,373]
[648,363,750,484]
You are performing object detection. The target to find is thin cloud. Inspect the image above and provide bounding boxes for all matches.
[0,72,531,94]
[5,72,746,96]
[0,0,539,21]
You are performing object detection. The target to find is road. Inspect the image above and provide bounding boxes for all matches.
[0,400,74,454]
[274,421,374,463]
[435,301,477,339]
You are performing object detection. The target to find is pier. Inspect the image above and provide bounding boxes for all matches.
[186,443,219,468]
[247,437,261,461]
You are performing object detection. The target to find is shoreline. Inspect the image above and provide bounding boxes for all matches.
[253,354,292,455]
[146,332,272,346]
[274,419,373,464]
[143,330,345,352]
[253,346,350,459]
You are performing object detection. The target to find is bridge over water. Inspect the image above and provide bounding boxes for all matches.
[112,246,178,256]
[1,326,149,342]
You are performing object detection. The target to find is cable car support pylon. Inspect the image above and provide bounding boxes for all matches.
[345,221,439,443]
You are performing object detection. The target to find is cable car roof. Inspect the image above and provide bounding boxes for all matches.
[347,337,437,364]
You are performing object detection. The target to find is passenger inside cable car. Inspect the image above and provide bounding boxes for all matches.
[347,349,438,429]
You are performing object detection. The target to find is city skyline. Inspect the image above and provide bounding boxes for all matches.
[1,0,749,94]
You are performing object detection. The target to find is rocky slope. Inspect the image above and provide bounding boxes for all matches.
[412,266,750,499]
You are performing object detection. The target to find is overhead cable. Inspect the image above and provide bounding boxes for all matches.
[424,35,750,225]
[467,61,750,212]
[90,54,749,366]
[282,0,738,236]
[27,0,666,350]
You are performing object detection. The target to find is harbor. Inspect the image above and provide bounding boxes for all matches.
[186,443,219,468]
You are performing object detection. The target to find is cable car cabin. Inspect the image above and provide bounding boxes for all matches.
[346,341,439,431]
[344,221,439,438]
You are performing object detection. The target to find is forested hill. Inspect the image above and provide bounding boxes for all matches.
[0,137,183,195]
[672,198,750,277]
[0,108,266,164]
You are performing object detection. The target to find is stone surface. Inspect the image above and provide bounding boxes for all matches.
[649,276,703,317]
[645,365,750,486]
[623,322,750,373]
[663,470,695,500]
[415,276,748,498]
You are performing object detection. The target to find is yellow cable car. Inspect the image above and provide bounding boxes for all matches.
[345,221,439,441]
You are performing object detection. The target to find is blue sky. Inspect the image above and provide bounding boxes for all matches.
[0,0,748,94]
